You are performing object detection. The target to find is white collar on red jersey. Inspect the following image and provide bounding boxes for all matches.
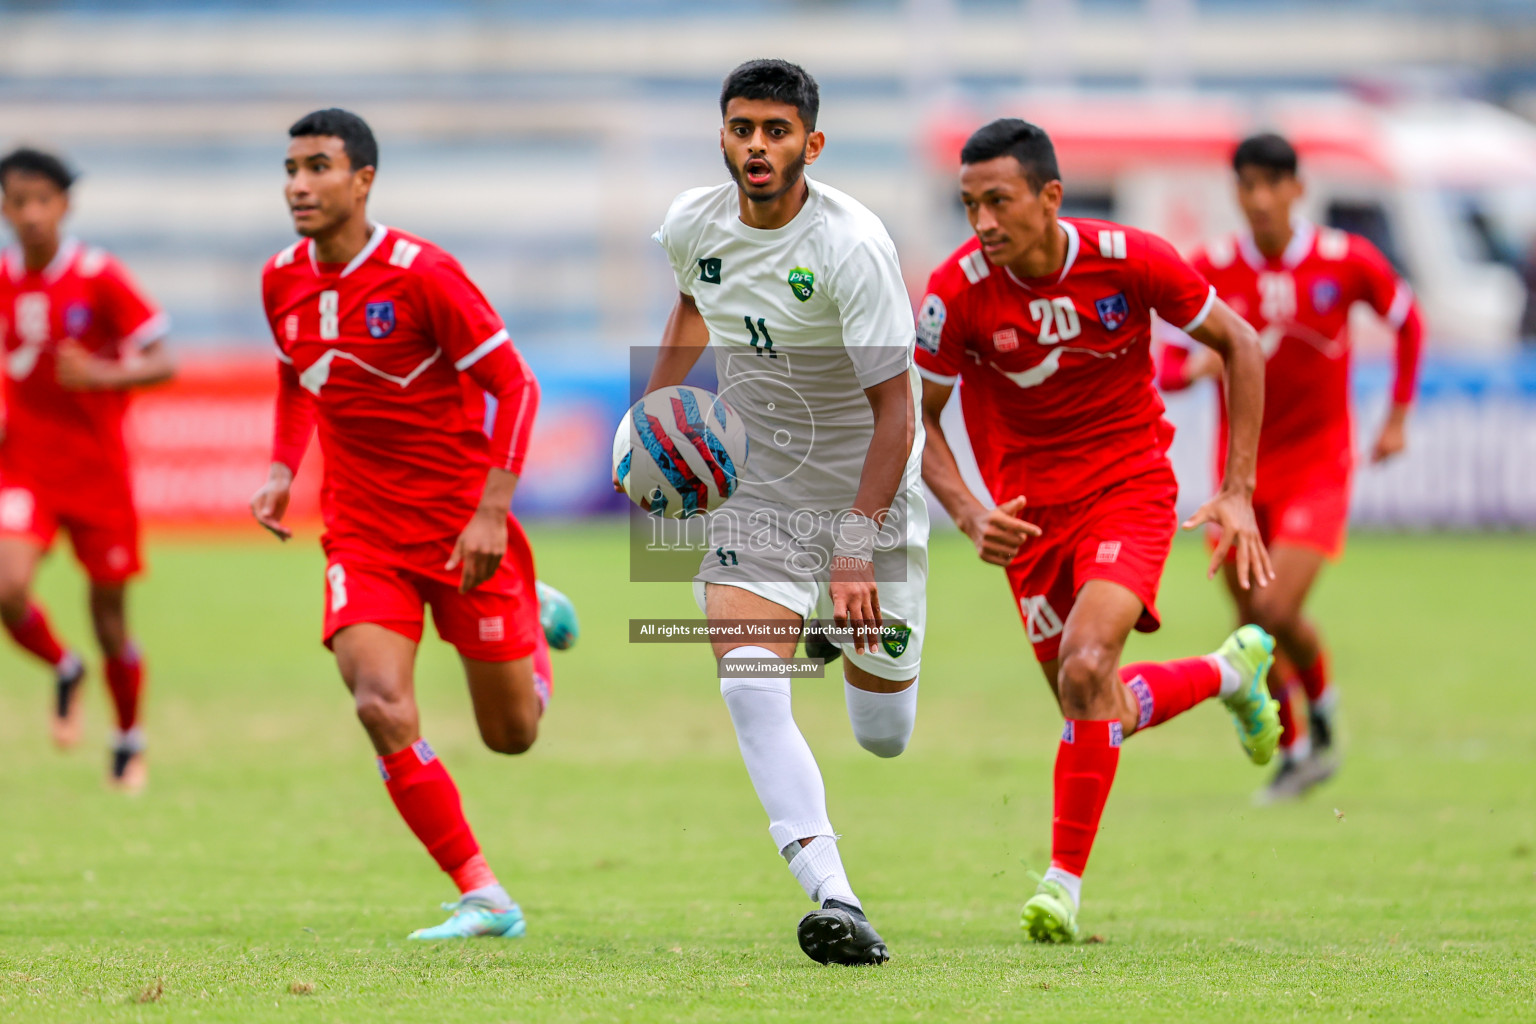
[306,222,390,278]
[4,236,80,284]
[1238,216,1315,271]
[1003,220,1081,291]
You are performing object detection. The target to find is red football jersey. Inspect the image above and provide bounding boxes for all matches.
[261,225,537,549]
[916,218,1215,505]
[0,239,168,500]
[1182,219,1420,492]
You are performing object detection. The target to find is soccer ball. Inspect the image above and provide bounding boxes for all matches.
[612,385,749,518]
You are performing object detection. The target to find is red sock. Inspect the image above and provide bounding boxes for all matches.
[378,739,495,894]
[105,646,144,732]
[1119,657,1220,732]
[1050,720,1122,877]
[532,630,553,713]
[1297,651,1331,703]
[1271,675,1306,754]
[4,601,67,669]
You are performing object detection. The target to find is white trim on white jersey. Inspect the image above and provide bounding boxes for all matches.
[453,328,509,371]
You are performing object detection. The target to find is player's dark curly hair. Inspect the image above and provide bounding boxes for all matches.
[959,119,1061,193]
[289,108,379,172]
[0,148,76,193]
[1233,132,1298,176]
[720,59,819,131]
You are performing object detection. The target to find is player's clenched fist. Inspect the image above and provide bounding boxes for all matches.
[250,463,294,541]
[959,495,1042,566]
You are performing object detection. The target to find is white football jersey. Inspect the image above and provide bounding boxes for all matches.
[654,178,921,512]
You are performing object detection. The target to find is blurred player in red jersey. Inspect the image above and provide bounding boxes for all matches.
[918,120,1281,943]
[249,109,557,941]
[1157,133,1423,802]
[0,148,175,792]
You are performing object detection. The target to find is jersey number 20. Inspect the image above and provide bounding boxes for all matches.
[1029,297,1081,345]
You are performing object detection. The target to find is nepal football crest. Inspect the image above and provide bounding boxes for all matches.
[365,300,395,338]
[1094,291,1129,331]
[1311,278,1341,314]
[64,302,91,337]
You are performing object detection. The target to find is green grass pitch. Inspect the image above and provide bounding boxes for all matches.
[0,525,1532,1022]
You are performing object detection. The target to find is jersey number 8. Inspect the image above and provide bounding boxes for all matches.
[319,290,340,341]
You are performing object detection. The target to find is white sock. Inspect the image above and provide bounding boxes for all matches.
[56,650,81,679]
[1283,734,1314,764]
[462,883,513,910]
[719,646,836,851]
[786,836,859,907]
[844,678,918,758]
[113,726,145,754]
[1312,687,1339,715]
[1211,653,1242,698]
[1042,866,1082,911]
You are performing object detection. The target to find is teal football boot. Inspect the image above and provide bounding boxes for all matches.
[535,580,580,651]
[407,899,525,941]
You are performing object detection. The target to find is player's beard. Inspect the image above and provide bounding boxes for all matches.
[725,146,808,205]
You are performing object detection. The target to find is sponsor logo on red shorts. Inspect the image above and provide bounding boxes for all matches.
[478,616,505,643]
[1096,540,1121,564]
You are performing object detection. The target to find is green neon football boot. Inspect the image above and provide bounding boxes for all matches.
[407,899,525,941]
[1021,877,1079,944]
[1217,624,1280,766]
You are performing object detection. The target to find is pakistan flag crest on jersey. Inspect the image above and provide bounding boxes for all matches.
[788,267,815,302]
[880,623,912,659]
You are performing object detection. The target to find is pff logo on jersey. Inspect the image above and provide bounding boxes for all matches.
[787,267,815,302]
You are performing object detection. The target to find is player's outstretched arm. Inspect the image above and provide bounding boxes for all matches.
[830,372,914,654]
[55,338,176,391]
[250,359,316,542]
[1371,303,1424,463]
[917,377,1039,566]
[643,293,711,393]
[1184,299,1274,590]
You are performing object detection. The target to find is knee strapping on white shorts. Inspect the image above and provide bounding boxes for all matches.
[844,677,918,758]
[719,646,834,849]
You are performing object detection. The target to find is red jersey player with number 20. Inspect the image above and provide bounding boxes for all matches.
[1158,134,1423,802]
[250,109,553,941]
[918,120,1281,944]
[0,148,175,792]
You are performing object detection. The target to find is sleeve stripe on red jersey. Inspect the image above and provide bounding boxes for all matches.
[502,348,539,472]
[917,365,958,386]
[1179,285,1217,333]
[1386,283,1414,329]
[454,329,510,371]
[121,311,171,351]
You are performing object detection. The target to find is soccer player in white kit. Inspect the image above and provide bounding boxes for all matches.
[647,59,926,965]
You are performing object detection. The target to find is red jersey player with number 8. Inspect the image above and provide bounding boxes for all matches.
[1157,134,1423,802]
[918,120,1282,943]
[250,109,562,941]
[0,148,176,793]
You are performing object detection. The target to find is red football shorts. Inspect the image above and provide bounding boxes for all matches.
[0,479,141,583]
[1211,475,1350,560]
[320,517,540,663]
[1004,463,1179,664]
